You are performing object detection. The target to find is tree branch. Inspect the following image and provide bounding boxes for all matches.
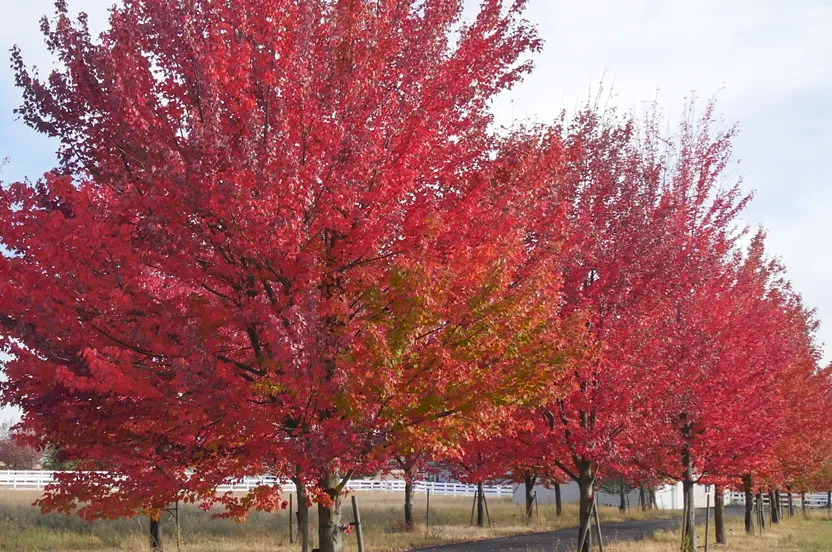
[554,460,579,482]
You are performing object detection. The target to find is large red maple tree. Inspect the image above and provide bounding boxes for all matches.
[1,1,570,551]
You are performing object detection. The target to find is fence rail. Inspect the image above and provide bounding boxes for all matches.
[728,490,830,508]
[4,471,825,506]
[0,470,513,496]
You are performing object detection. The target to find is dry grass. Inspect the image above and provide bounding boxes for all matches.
[0,489,675,551]
[5,489,830,552]
[604,514,832,552]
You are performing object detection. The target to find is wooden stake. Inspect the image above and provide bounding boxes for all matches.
[289,493,294,544]
[578,496,594,552]
[174,501,181,552]
[352,495,365,552]
[592,495,605,552]
[704,487,711,552]
[426,489,431,538]
[483,490,491,526]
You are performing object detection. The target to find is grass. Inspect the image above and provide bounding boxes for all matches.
[0,489,676,551]
[604,514,832,551]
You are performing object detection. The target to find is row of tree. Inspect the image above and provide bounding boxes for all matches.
[0,1,829,552]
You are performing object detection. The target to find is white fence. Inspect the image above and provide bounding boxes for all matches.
[728,490,830,508]
[0,470,513,496]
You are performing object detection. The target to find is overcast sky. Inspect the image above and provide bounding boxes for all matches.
[1,1,831,421]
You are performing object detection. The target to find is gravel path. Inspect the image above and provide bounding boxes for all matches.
[416,508,743,552]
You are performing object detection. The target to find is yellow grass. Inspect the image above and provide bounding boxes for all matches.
[0,489,676,551]
[604,514,832,552]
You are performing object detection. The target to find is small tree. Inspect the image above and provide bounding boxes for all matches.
[0,423,41,469]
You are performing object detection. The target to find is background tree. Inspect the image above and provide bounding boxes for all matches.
[0,422,41,469]
[529,102,748,552]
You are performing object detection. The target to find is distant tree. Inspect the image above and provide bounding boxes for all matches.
[595,473,636,513]
[40,447,79,471]
[0,423,41,469]
[526,103,749,552]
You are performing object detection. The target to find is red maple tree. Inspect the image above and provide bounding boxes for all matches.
[530,103,750,552]
[1,2,570,551]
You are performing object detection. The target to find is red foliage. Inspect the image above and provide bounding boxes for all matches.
[1,0,568,520]
[524,104,749,485]
[1,1,829,542]
[634,233,797,485]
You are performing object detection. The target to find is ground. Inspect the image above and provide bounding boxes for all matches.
[0,490,829,551]
[420,509,832,551]
[605,516,832,551]
[0,490,672,551]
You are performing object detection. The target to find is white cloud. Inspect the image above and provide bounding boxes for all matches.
[488,0,832,126]
[765,188,832,358]
[2,1,114,72]
[484,0,832,364]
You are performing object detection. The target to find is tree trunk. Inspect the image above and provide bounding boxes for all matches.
[639,484,647,512]
[476,482,485,527]
[651,488,658,509]
[150,515,163,551]
[801,492,808,517]
[682,477,696,550]
[554,482,563,516]
[619,479,626,513]
[827,490,831,511]
[788,491,794,518]
[775,490,783,523]
[743,474,754,535]
[771,491,780,524]
[404,480,415,531]
[681,425,696,552]
[523,473,536,519]
[318,473,344,552]
[293,477,310,552]
[576,461,593,552]
[714,485,726,545]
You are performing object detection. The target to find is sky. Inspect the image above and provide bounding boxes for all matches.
[1,1,831,421]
